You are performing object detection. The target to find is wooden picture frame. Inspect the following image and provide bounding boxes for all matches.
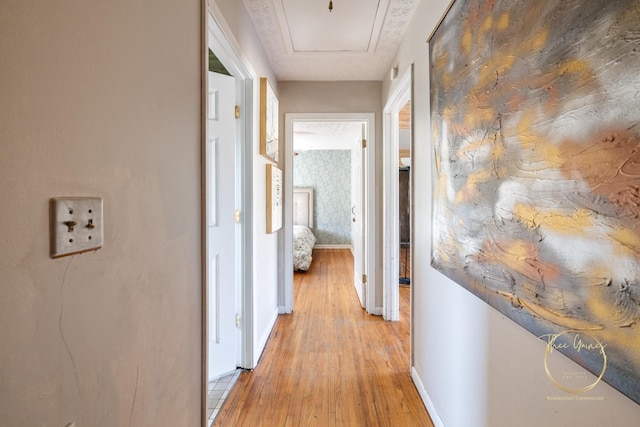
[260,77,279,163]
[266,164,282,234]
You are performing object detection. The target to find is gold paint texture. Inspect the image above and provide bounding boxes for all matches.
[430,0,640,402]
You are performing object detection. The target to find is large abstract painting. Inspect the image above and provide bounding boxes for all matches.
[430,0,640,403]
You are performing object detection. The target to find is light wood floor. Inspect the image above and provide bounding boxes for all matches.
[214,249,434,427]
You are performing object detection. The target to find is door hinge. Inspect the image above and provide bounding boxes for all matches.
[236,313,241,328]
[235,209,241,223]
[362,274,367,284]
[235,105,241,118]
[362,139,367,148]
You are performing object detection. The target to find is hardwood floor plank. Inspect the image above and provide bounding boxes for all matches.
[214,249,433,427]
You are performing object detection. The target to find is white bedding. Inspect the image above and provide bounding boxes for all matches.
[293,225,316,271]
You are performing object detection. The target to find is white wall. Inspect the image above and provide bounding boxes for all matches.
[212,0,281,362]
[0,1,201,425]
[383,1,640,426]
[279,81,384,306]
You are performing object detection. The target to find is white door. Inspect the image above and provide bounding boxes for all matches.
[352,126,366,307]
[207,71,237,380]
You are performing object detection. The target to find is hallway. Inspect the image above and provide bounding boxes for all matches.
[214,249,433,426]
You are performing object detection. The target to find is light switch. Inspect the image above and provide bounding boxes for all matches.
[50,197,103,258]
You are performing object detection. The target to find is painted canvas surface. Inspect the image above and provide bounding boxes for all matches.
[430,0,640,403]
[260,78,279,163]
[266,164,282,233]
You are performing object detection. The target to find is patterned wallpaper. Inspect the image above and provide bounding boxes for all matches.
[293,150,352,245]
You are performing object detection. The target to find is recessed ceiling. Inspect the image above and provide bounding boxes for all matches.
[243,0,420,81]
[275,0,388,53]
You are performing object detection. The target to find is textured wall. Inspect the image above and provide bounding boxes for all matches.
[430,0,640,405]
[293,150,352,245]
[0,1,201,425]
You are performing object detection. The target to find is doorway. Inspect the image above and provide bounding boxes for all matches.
[204,4,254,426]
[383,68,412,322]
[290,121,362,303]
[283,113,376,314]
[398,101,411,288]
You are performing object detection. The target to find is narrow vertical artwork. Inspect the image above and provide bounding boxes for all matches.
[267,164,282,234]
[430,0,640,403]
[260,78,279,163]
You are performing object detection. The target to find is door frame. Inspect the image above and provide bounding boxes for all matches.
[203,2,255,425]
[382,68,412,321]
[282,113,376,314]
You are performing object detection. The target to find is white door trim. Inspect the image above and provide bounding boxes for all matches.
[382,69,412,321]
[204,3,255,425]
[283,113,376,314]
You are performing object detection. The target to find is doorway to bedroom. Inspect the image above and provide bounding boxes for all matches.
[283,114,376,314]
[291,121,362,299]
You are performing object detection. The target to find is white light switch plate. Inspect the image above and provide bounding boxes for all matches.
[50,197,103,258]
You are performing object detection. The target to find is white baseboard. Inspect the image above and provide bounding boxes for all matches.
[253,307,279,368]
[313,244,352,249]
[412,367,445,427]
[370,306,383,316]
[278,305,291,314]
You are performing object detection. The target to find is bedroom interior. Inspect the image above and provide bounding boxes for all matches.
[291,121,364,273]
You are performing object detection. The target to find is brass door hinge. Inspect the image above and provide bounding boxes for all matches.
[362,139,367,148]
[235,210,241,223]
[235,105,241,118]
[362,274,367,284]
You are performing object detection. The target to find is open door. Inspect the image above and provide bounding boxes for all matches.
[351,126,365,307]
[205,6,256,426]
[206,70,237,380]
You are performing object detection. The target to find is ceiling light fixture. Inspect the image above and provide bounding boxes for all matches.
[328,1,333,12]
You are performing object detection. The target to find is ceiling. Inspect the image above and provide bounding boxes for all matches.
[242,0,421,81]
[293,121,362,151]
[292,111,411,153]
[243,2,417,153]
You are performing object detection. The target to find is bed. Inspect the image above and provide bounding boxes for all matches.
[293,188,316,271]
